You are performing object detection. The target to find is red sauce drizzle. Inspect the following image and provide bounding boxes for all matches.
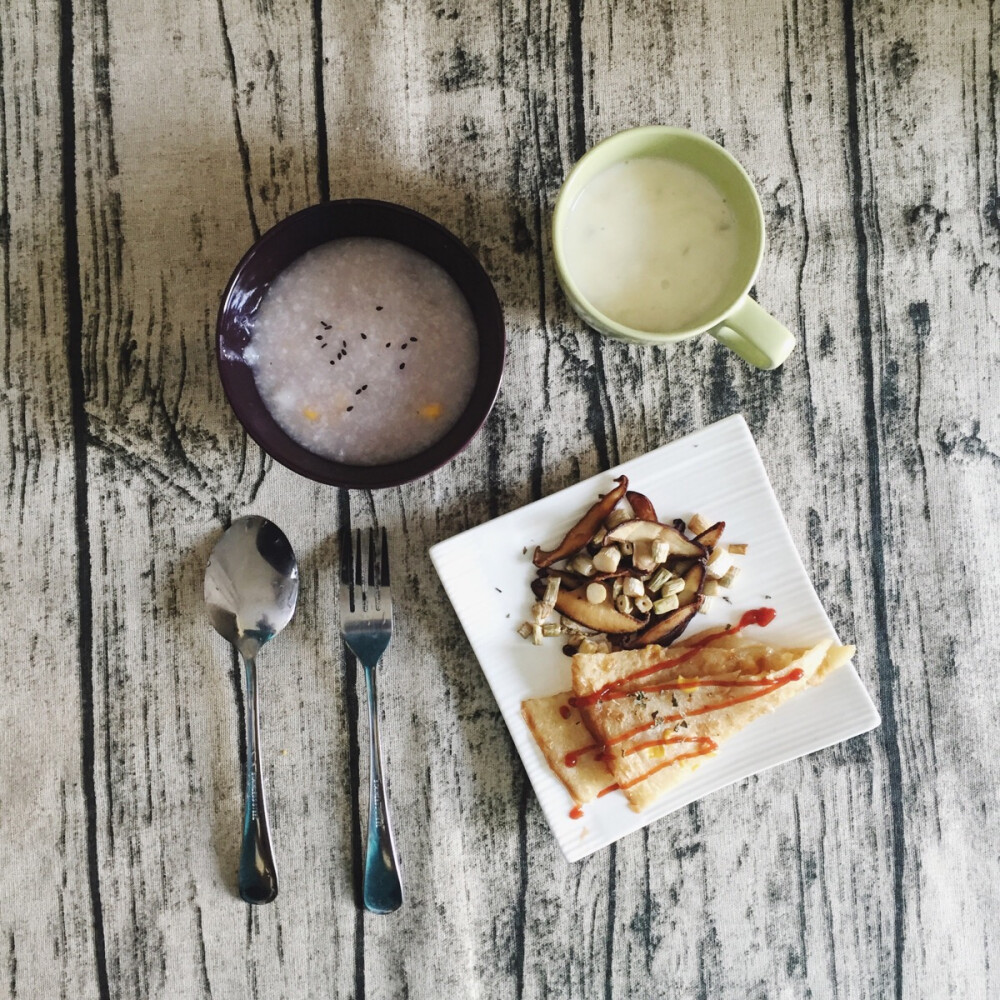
[622,734,717,758]
[569,804,584,820]
[738,607,777,629]
[602,668,804,748]
[611,737,718,793]
[560,609,798,786]
[559,704,572,720]
[564,743,601,768]
[569,607,777,709]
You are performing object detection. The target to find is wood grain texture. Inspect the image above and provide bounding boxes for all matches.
[0,0,997,997]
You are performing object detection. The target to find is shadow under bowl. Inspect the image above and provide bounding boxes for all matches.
[217,200,506,489]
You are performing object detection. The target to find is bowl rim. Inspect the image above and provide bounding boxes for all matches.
[216,199,506,489]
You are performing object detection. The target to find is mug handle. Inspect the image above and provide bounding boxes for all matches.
[709,296,795,370]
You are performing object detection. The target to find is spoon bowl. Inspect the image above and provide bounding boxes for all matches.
[205,515,299,904]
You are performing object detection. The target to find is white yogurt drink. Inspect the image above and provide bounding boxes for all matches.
[248,238,479,466]
[560,157,740,333]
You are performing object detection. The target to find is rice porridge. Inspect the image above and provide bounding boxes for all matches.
[248,238,479,466]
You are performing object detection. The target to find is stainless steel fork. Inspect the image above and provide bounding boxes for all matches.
[339,527,403,914]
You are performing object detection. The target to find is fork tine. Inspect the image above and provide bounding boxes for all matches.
[339,526,354,612]
[380,527,390,587]
[354,528,363,589]
[367,529,378,605]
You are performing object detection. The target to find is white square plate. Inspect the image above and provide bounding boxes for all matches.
[429,415,880,862]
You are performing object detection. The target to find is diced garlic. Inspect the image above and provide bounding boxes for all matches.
[542,576,561,605]
[541,622,562,637]
[578,638,599,654]
[612,577,624,599]
[591,527,607,546]
[653,594,679,615]
[622,576,645,598]
[707,548,733,576]
[571,554,595,577]
[531,601,551,624]
[586,582,608,605]
[605,507,630,529]
[632,541,657,572]
[688,513,710,535]
[727,543,748,555]
[717,565,741,588]
[703,579,721,597]
[592,546,621,574]
[651,539,671,564]
[697,596,714,614]
[517,622,533,639]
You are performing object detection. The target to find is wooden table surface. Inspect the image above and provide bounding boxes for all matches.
[2,0,997,997]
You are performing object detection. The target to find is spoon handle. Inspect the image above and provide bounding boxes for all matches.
[239,653,279,904]
[362,663,403,913]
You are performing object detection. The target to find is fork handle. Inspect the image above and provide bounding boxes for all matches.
[361,663,403,913]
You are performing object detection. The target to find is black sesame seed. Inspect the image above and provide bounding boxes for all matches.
[329,359,336,365]
[342,340,347,349]
[355,388,362,395]
[399,362,405,370]
[376,305,383,311]
[385,342,391,348]
[320,321,332,329]
[409,337,417,342]
[401,343,407,350]
[361,332,367,339]
[347,406,354,412]
[362,384,368,390]
[315,334,323,340]
[321,343,328,348]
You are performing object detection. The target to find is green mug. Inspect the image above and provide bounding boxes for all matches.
[552,126,795,370]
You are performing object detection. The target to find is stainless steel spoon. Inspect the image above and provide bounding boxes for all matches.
[205,515,299,904]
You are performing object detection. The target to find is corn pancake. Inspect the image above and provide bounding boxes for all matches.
[521,694,613,804]
[522,630,854,813]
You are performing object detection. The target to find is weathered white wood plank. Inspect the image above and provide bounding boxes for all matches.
[846,3,1000,998]
[63,0,362,996]
[0,3,102,998]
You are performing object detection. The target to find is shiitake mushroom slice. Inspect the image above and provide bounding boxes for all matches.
[626,490,658,522]
[677,560,708,608]
[621,600,702,649]
[693,521,725,551]
[531,576,648,634]
[535,567,588,590]
[677,560,707,607]
[603,519,706,559]
[532,476,628,568]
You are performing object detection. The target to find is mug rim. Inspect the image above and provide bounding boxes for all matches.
[552,125,766,342]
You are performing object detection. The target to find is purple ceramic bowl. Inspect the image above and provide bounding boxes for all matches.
[217,200,505,489]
